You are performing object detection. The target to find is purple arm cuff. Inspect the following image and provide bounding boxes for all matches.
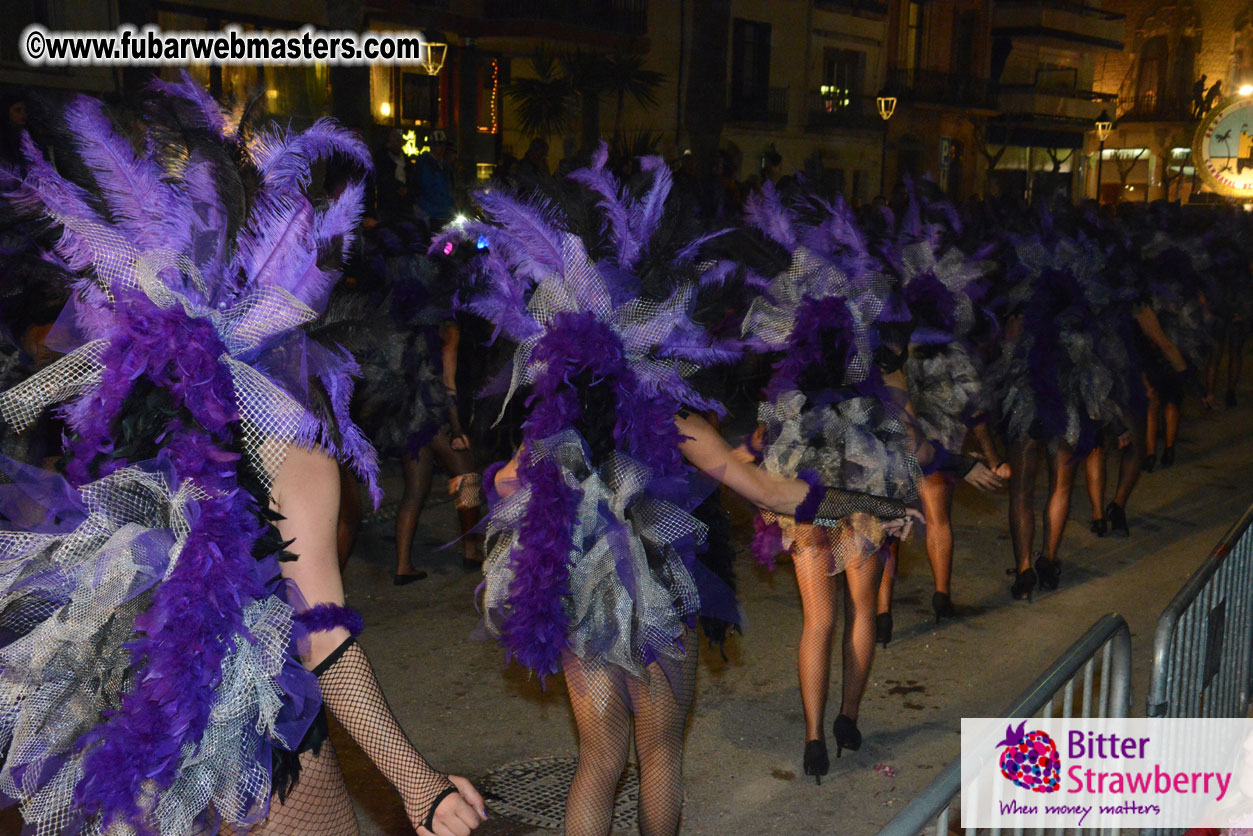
[296,603,365,637]
[792,469,825,523]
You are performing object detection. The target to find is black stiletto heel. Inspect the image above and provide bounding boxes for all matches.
[1105,502,1129,537]
[1160,446,1175,468]
[1089,518,1107,537]
[932,591,957,622]
[803,739,829,784]
[1009,567,1037,601]
[1035,553,1061,591]
[875,612,893,647]
[1142,453,1156,473]
[833,714,861,757]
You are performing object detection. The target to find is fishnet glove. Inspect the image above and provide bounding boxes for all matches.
[315,638,456,831]
[798,488,907,526]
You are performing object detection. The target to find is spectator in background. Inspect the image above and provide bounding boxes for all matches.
[492,153,518,190]
[1205,79,1224,115]
[1193,74,1208,119]
[516,137,552,190]
[0,90,31,170]
[372,128,415,223]
[415,130,456,230]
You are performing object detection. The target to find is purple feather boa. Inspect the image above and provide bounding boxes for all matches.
[791,470,825,524]
[61,296,304,833]
[502,450,577,677]
[751,515,784,568]
[500,312,696,678]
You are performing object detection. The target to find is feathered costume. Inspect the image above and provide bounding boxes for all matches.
[0,79,455,836]
[988,215,1128,453]
[441,146,742,683]
[740,185,920,572]
[886,188,994,455]
[353,224,455,459]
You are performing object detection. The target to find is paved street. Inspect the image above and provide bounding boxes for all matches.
[339,392,1253,836]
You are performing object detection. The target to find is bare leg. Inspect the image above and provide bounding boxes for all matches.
[792,524,838,743]
[1163,402,1180,450]
[563,657,632,836]
[875,540,896,615]
[1043,442,1077,562]
[918,473,954,594]
[1229,319,1247,398]
[1008,438,1041,574]
[839,548,883,724]
[428,431,484,563]
[1145,384,1160,458]
[1084,447,1105,522]
[395,450,435,579]
[627,630,698,836]
[1111,414,1146,509]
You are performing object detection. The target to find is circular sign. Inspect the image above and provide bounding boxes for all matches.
[1194,95,1253,197]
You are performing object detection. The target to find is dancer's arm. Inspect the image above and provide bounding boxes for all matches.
[882,368,1003,490]
[1134,304,1187,372]
[272,446,485,836]
[439,321,469,450]
[675,412,809,514]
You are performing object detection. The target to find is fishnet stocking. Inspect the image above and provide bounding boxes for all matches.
[793,525,882,743]
[316,639,455,832]
[563,630,698,836]
[235,737,359,836]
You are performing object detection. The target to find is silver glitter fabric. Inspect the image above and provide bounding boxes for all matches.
[481,430,706,680]
[0,466,298,836]
[906,342,989,452]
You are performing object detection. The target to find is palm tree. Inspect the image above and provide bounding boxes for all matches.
[604,53,666,139]
[505,49,574,141]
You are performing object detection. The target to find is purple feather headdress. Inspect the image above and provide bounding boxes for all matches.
[0,76,374,833]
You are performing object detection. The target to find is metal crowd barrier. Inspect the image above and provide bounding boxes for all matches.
[875,613,1133,836]
[1146,503,1253,719]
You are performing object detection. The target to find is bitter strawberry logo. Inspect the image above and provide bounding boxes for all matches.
[996,721,1061,793]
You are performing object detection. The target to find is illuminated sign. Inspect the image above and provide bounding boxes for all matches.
[1193,96,1253,196]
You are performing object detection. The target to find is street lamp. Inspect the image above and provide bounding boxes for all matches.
[877,91,897,196]
[422,42,447,76]
[1094,109,1113,203]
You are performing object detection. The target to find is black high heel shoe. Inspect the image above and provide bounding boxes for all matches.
[833,714,862,757]
[932,591,957,623]
[875,612,893,647]
[1142,453,1156,473]
[1089,518,1107,537]
[1105,501,1129,537]
[803,739,829,784]
[1035,553,1061,591]
[1160,446,1175,468]
[1009,567,1037,601]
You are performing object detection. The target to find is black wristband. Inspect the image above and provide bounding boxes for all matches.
[424,785,459,832]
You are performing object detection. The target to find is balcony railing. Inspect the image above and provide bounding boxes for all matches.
[1116,93,1196,123]
[814,0,888,16]
[885,70,998,110]
[805,93,880,130]
[728,86,789,125]
[992,0,1125,50]
[481,0,646,37]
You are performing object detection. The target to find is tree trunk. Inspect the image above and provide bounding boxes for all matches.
[683,0,730,179]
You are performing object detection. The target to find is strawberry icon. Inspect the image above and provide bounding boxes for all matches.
[996,721,1060,793]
